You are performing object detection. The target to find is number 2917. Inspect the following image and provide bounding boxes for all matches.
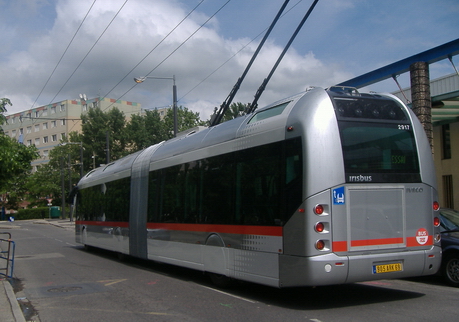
[398,124,410,130]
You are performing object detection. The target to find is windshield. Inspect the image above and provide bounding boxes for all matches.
[440,208,459,232]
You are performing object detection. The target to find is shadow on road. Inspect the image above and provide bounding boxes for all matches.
[75,245,428,310]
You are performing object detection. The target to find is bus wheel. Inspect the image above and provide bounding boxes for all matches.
[117,252,126,261]
[208,273,232,288]
[442,253,459,287]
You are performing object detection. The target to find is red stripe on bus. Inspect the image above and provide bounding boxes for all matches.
[75,221,282,236]
[333,236,433,252]
[406,235,433,247]
[332,241,348,252]
[146,223,283,236]
[351,237,404,247]
[76,221,129,228]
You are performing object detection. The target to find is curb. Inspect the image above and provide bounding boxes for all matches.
[2,280,26,322]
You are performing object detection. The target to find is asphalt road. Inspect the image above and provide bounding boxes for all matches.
[5,220,459,322]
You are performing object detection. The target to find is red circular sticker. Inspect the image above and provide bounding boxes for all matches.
[416,228,428,245]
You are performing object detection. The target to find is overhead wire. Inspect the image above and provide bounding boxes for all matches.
[101,0,205,100]
[102,0,232,112]
[30,0,98,110]
[48,0,130,104]
[180,0,304,103]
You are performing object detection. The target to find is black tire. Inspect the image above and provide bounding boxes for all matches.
[442,254,459,287]
[208,273,233,288]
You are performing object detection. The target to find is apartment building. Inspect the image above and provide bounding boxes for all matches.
[2,97,141,170]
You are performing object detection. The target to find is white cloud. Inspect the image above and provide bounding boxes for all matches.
[1,0,457,121]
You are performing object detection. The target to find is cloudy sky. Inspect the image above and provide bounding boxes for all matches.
[1,0,458,120]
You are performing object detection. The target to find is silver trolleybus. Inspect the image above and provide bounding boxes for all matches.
[75,87,442,287]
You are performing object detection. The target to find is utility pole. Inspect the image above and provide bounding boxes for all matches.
[106,131,110,164]
[60,157,66,219]
[410,61,433,153]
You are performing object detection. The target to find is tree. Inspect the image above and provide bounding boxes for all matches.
[126,106,206,152]
[222,102,247,122]
[80,107,128,167]
[208,102,247,124]
[25,164,61,207]
[126,109,168,151]
[163,106,206,139]
[107,107,127,159]
[0,98,39,208]
[0,98,12,130]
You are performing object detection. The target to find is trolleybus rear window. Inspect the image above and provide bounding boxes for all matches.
[338,121,421,183]
[329,93,421,183]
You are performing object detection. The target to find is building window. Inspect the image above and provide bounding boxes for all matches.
[52,134,57,142]
[42,109,48,116]
[51,106,56,114]
[27,126,32,134]
[11,130,16,137]
[35,124,40,132]
[35,111,39,118]
[61,119,66,126]
[35,138,40,146]
[61,133,66,139]
[43,150,49,158]
[43,136,48,143]
[27,139,32,146]
[51,121,56,128]
[43,122,48,130]
[60,104,66,112]
[442,124,451,159]
[443,175,454,209]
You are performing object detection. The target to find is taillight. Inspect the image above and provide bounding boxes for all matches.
[315,240,325,250]
[314,204,324,215]
[434,217,440,227]
[315,222,325,233]
[433,201,440,211]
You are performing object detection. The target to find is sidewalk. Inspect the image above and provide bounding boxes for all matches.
[0,278,26,322]
[1,218,74,321]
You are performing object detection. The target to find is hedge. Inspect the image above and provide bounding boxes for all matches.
[11,207,70,220]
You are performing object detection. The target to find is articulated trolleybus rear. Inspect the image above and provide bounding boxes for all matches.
[75,86,441,288]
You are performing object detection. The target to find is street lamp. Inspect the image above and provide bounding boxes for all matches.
[134,75,178,137]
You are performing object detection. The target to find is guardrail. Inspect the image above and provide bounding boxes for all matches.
[0,232,15,279]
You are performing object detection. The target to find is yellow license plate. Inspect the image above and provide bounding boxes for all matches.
[373,263,402,274]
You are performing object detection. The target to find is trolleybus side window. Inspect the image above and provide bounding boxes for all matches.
[77,184,104,221]
[103,178,130,222]
[76,178,130,222]
[236,143,281,225]
[201,154,234,224]
[146,137,303,226]
[248,101,289,124]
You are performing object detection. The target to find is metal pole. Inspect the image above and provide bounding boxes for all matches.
[68,154,72,194]
[106,131,110,164]
[173,75,177,137]
[61,157,66,219]
[80,143,83,178]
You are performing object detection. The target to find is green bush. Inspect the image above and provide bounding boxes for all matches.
[15,207,50,220]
